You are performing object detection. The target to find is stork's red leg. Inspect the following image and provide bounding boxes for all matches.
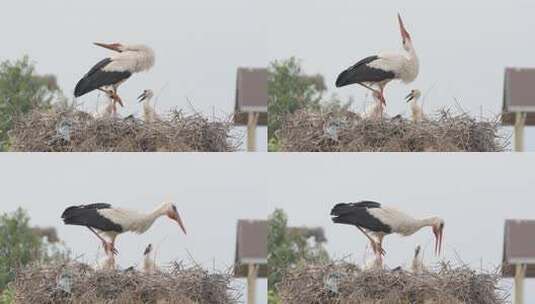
[87,227,118,255]
[355,226,384,258]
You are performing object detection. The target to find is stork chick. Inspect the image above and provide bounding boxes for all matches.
[411,245,426,274]
[405,89,424,122]
[61,202,187,256]
[330,201,444,262]
[143,243,158,273]
[95,92,118,119]
[138,89,160,123]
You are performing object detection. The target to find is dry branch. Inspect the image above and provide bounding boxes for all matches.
[8,107,238,152]
[12,261,238,304]
[276,108,507,152]
[276,261,507,304]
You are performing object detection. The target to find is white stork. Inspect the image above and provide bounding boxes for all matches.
[96,250,116,271]
[411,245,426,274]
[405,89,424,122]
[143,243,158,273]
[330,201,444,261]
[94,92,118,119]
[61,202,186,255]
[336,14,419,105]
[74,42,155,114]
[137,89,160,123]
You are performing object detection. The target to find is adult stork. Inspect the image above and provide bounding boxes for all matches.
[61,202,186,255]
[74,42,155,114]
[335,14,419,105]
[330,201,444,260]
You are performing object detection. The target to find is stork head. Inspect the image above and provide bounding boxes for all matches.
[431,218,445,256]
[94,42,125,53]
[397,14,412,50]
[165,203,187,235]
[144,244,153,256]
[137,89,154,103]
[405,89,421,102]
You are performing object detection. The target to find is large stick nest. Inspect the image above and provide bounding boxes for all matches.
[276,261,507,304]
[276,108,507,152]
[8,107,238,152]
[11,262,239,304]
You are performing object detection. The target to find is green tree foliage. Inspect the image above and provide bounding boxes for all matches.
[0,208,65,291]
[0,56,61,150]
[268,209,329,303]
[268,57,326,141]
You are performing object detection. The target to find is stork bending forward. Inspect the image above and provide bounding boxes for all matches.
[330,201,444,261]
[61,202,186,255]
[336,14,419,105]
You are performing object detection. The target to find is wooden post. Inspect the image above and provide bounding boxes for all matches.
[247,112,259,152]
[514,112,526,152]
[247,263,258,304]
[515,263,526,304]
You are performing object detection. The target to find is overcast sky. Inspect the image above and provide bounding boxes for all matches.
[0,0,267,151]
[0,154,268,303]
[266,0,535,151]
[267,153,535,300]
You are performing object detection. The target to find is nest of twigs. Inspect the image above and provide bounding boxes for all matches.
[276,108,507,152]
[276,261,507,304]
[11,262,238,304]
[8,107,238,152]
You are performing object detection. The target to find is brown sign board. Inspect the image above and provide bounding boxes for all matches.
[234,219,268,278]
[502,68,535,126]
[502,219,535,277]
[234,68,268,126]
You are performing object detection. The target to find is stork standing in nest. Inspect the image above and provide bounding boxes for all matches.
[75,42,155,115]
[330,201,444,262]
[143,243,158,273]
[61,202,186,256]
[336,14,419,106]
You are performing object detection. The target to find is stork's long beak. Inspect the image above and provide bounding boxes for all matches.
[137,91,147,102]
[94,42,123,53]
[397,13,411,41]
[434,227,443,256]
[405,92,414,102]
[175,213,187,235]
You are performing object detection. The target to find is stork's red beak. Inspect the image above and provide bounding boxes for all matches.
[94,42,123,53]
[433,227,443,256]
[175,213,187,235]
[397,14,411,42]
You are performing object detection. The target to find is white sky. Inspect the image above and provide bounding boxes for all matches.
[267,153,535,301]
[266,0,535,151]
[0,0,268,151]
[0,154,269,304]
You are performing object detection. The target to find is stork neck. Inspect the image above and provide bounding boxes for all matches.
[143,204,169,227]
[415,217,436,230]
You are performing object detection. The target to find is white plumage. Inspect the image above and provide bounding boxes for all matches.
[405,89,424,122]
[142,244,158,274]
[138,89,160,123]
[75,42,155,116]
[62,201,186,256]
[411,245,426,274]
[94,93,118,119]
[96,252,116,271]
[331,202,445,263]
[336,14,419,104]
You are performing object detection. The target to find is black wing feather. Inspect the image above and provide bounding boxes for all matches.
[335,55,396,87]
[330,201,391,233]
[74,58,131,97]
[61,203,123,232]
